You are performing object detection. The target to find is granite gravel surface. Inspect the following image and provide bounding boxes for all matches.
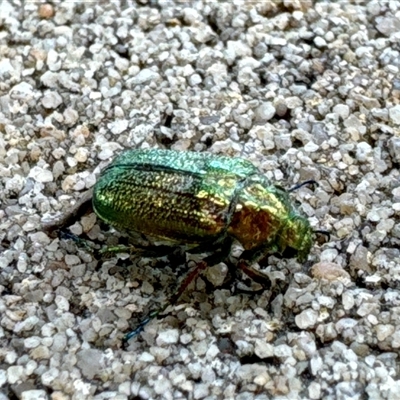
[1,1,400,399]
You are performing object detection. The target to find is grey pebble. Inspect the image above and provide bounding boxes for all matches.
[131,68,160,85]
[254,339,273,359]
[389,105,400,125]
[76,349,105,380]
[254,102,275,123]
[295,309,318,329]
[21,390,48,400]
[376,16,400,37]
[156,329,180,346]
[41,90,63,109]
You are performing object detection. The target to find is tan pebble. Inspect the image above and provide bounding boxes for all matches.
[39,4,55,19]
[311,262,351,282]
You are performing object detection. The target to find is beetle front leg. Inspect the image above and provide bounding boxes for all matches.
[237,248,290,298]
[237,260,271,289]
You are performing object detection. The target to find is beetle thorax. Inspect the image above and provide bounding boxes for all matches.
[227,181,290,251]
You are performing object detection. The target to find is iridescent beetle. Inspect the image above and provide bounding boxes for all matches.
[45,149,328,343]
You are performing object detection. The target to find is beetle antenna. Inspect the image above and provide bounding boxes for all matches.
[314,230,330,242]
[288,180,318,192]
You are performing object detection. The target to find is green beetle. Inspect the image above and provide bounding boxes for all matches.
[90,149,324,341]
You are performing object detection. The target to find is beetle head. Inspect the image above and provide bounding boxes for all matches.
[278,214,313,262]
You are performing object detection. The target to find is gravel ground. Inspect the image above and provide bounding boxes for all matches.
[1,1,400,399]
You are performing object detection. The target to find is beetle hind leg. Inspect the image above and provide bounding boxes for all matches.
[123,259,208,345]
[98,243,176,259]
[122,238,234,345]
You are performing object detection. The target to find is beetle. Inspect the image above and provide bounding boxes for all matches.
[91,149,327,342]
[44,149,327,343]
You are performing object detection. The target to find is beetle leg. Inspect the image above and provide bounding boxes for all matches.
[123,260,208,343]
[59,230,95,252]
[42,189,94,237]
[237,260,271,288]
[98,243,176,259]
[186,236,232,257]
[123,238,233,344]
[288,180,318,192]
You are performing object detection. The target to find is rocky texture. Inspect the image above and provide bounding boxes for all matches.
[1,1,400,399]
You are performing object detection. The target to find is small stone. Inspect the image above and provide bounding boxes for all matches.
[205,263,227,287]
[270,37,287,46]
[131,69,160,85]
[180,333,193,345]
[342,292,355,310]
[189,73,202,86]
[7,366,25,384]
[40,71,58,87]
[193,383,209,400]
[64,254,80,266]
[29,232,51,245]
[254,339,274,359]
[51,333,67,352]
[274,344,293,359]
[311,262,351,283]
[304,141,319,153]
[275,101,288,117]
[156,329,180,346]
[41,90,62,109]
[254,102,275,123]
[30,345,50,360]
[314,36,327,47]
[350,342,370,357]
[253,42,267,59]
[182,7,200,24]
[41,368,59,386]
[38,4,54,19]
[205,344,219,360]
[295,309,318,329]
[153,376,172,396]
[376,16,400,37]
[29,166,53,183]
[21,390,49,400]
[389,105,400,125]
[5,175,25,194]
[310,355,323,376]
[63,108,79,126]
[74,148,89,163]
[139,352,155,362]
[76,349,104,380]
[0,58,14,77]
[285,96,303,109]
[356,142,372,162]
[376,324,395,341]
[109,119,128,135]
[10,82,35,99]
[275,134,292,150]
[24,337,41,349]
[333,104,350,119]
[343,115,366,134]
[151,347,171,363]
[389,138,400,163]
[182,64,194,77]
[309,382,321,400]
[81,213,96,232]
